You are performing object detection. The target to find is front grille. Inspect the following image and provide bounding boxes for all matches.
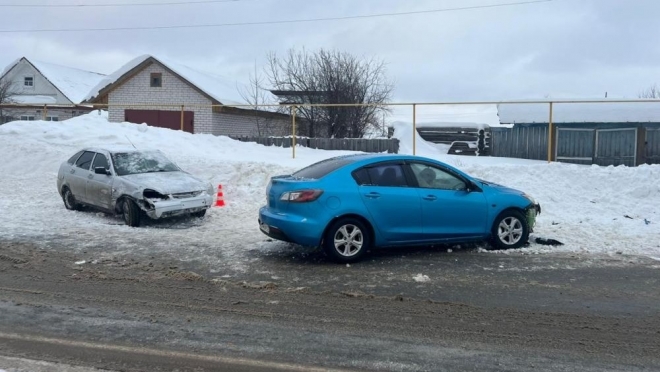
[171,190,203,199]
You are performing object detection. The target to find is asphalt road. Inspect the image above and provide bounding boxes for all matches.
[0,239,659,371]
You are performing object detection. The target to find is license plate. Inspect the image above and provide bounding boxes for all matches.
[259,223,270,234]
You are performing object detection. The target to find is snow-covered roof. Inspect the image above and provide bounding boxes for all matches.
[1,58,106,104]
[498,100,660,124]
[388,104,503,127]
[31,60,106,104]
[84,55,247,105]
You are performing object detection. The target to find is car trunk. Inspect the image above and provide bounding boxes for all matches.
[266,176,319,212]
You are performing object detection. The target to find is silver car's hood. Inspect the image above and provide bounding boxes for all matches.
[121,171,207,194]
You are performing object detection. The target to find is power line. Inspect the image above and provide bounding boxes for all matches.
[0,0,252,8]
[0,0,555,34]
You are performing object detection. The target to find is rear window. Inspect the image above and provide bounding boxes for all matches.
[292,157,355,179]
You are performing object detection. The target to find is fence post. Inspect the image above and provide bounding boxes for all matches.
[180,105,184,131]
[292,106,297,159]
[412,103,417,155]
[547,102,553,163]
[43,104,47,121]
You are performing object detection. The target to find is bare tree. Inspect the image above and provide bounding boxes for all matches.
[0,77,18,124]
[265,48,393,138]
[237,62,279,136]
[638,83,660,99]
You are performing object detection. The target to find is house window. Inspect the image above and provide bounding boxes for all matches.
[150,73,162,87]
[46,116,59,121]
[24,76,34,87]
[20,115,35,121]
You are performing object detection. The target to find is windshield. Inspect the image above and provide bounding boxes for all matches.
[111,151,180,176]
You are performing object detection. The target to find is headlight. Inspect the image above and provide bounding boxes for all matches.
[207,183,215,196]
[522,193,536,204]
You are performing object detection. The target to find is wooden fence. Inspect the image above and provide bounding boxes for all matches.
[230,136,400,154]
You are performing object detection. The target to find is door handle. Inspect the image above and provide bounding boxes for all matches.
[69,169,75,174]
[87,174,94,179]
[364,192,381,199]
[423,195,437,201]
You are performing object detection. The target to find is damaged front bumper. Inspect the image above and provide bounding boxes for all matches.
[526,202,541,232]
[142,194,213,219]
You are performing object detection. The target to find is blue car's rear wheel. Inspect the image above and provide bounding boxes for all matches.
[490,210,529,249]
[323,218,371,263]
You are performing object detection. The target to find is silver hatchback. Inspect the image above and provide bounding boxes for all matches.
[57,147,214,227]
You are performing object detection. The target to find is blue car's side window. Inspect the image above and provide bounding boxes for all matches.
[410,163,466,191]
[352,168,371,185]
[366,165,408,187]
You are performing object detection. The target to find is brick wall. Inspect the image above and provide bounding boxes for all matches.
[212,111,291,137]
[107,62,214,134]
[1,107,90,122]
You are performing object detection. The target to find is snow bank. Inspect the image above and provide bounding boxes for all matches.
[389,104,501,126]
[498,100,660,124]
[0,113,658,270]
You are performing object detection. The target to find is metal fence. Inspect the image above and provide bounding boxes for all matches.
[491,125,549,161]
[491,123,660,166]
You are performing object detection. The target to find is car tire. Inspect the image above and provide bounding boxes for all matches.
[192,210,207,218]
[489,209,529,250]
[62,187,81,211]
[323,218,371,263]
[122,199,142,227]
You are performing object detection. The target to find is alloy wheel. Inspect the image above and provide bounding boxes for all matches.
[498,217,523,245]
[333,224,364,257]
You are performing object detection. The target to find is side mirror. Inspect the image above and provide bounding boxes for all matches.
[464,181,478,193]
[95,167,110,175]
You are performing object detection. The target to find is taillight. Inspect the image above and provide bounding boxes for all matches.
[280,189,323,203]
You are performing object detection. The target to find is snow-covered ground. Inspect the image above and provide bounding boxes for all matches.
[0,112,658,270]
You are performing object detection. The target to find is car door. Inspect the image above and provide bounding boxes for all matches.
[86,152,114,210]
[356,163,423,243]
[69,151,95,203]
[408,162,488,240]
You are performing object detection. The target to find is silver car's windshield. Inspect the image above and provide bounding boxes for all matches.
[111,151,180,176]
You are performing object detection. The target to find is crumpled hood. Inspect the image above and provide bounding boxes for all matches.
[121,171,207,195]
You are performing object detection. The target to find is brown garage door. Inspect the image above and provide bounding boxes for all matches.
[125,110,194,133]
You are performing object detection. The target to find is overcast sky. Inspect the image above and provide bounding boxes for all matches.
[1,0,659,103]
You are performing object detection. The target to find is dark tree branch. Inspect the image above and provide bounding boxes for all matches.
[0,77,18,124]
[265,48,393,138]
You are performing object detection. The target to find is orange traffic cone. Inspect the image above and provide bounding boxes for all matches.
[214,185,226,207]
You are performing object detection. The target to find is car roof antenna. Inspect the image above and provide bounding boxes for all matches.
[125,135,138,149]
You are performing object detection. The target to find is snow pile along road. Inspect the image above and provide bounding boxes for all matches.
[0,112,658,270]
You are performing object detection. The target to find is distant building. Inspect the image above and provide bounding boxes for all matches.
[0,57,105,123]
[84,55,290,136]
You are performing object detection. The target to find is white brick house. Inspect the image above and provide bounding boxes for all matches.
[84,55,290,136]
[0,57,106,123]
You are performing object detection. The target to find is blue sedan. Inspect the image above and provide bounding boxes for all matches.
[258,154,541,263]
